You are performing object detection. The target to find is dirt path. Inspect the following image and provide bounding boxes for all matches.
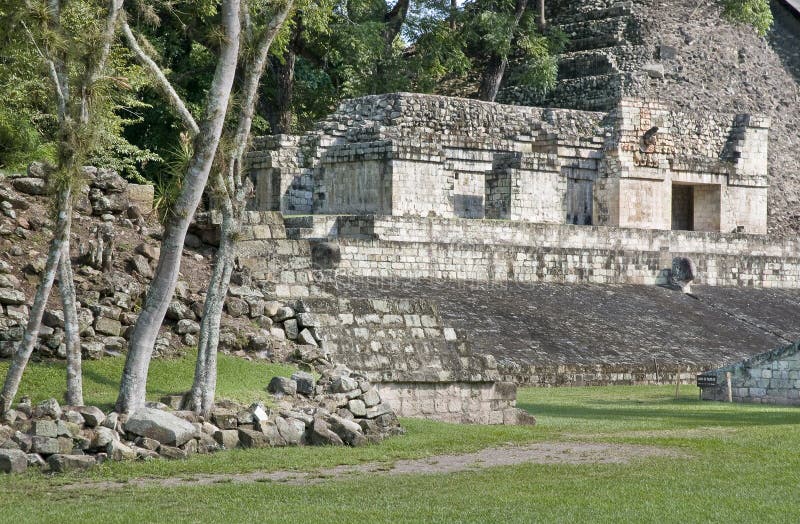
[62,442,684,491]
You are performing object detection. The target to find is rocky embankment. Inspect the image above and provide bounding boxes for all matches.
[0,164,323,363]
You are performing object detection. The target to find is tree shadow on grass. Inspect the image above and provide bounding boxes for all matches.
[517,399,800,428]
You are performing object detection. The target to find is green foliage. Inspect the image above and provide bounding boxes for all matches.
[0,0,162,180]
[719,0,773,36]
[152,133,192,223]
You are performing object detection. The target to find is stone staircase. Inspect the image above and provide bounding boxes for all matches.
[498,0,651,111]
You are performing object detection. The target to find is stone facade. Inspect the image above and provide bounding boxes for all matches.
[378,381,521,425]
[497,0,800,240]
[270,214,800,290]
[231,211,528,424]
[247,93,768,235]
[699,340,800,405]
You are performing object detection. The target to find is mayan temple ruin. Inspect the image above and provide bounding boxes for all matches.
[236,0,800,410]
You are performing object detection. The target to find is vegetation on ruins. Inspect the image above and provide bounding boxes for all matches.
[0,0,126,415]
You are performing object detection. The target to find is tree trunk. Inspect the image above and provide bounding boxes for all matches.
[0,188,71,416]
[478,54,508,102]
[191,199,235,416]
[59,218,83,407]
[191,1,293,416]
[450,0,458,29]
[538,0,546,31]
[269,17,301,135]
[116,0,242,415]
[477,0,529,102]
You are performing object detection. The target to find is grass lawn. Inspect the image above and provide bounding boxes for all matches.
[2,358,800,523]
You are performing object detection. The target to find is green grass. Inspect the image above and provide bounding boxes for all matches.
[0,352,297,409]
[2,362,800,523]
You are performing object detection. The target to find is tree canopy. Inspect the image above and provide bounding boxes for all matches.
[0,0,775,179]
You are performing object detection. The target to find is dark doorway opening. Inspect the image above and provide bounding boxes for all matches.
[671,184,694,231]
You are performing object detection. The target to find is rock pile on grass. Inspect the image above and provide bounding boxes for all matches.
[0,361,402,474]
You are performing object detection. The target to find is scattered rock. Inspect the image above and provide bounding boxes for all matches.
[12,178,47,196]
[0,449,27,474]
[291,371,315,396]
[125,408,197,447]
[268,376,297,396]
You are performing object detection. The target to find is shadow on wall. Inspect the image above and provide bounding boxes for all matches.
[770,0,800,84]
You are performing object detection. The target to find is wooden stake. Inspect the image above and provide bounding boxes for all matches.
[675,369,680,400]
[726,372,733,402]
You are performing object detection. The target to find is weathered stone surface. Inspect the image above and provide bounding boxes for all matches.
[331,376,359,394]
[94,316,122,337]
[347,399,367,417]
[283,319,299,340]
[31,420,58,438]
[272,306,294,323]
[125,408,197,446]
[361,388,381,408]
[225,297,249,318]
[237,428,269,448]
[297,328,318,347]
[126,184,154,214]
[365,403,392,419]
[166,301,194,321]
[47,454,96,472]
[0,289,25,306]
[128,254,154,278]
[33,399,61,420]
[0,449,27,474]
[276,416,305,446]
[12,177,47,196]
[91,426,119,449]
[291,371,315,396]
[268,376,297,396]
[134,437,161,451]
[309,417,343,446]
[157,445,187,460]
[176,319,200,335]
[107,440,137,461]
[211,410,238,430]
[213,429,240,450]
[327,415,366,446]
[31,436,60,455]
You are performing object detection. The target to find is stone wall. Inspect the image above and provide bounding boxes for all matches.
[279,215,800,290]
[700,340,800,405]
[499,0,800,239]
[232,212,524,424]
[377,381,521,425]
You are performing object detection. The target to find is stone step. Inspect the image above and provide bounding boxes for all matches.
[283,215,315,229]
[548,0,633,25]
[558,17,629,52]
[557,50,617,80]
[499,72,628,112]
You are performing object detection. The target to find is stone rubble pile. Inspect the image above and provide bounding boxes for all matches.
[0,162,324,363]
[0,362,402,475]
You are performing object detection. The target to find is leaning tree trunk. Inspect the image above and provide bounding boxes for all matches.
[191,1,293,416]
[191,200,236,415]
[478,54,509,102]
[59,216,83,407]
[115,0,242,414]
[478,0,529,102]
[0,187,71,416]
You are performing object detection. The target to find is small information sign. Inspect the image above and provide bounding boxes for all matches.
[696,374,717,388]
